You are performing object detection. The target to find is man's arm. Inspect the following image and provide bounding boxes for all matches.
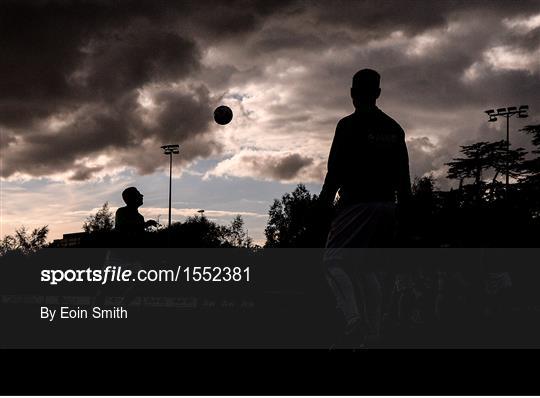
[145,219,158,228]
[397,129,412,205]
[319,120,344,207]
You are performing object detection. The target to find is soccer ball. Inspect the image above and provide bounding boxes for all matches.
[214,105,233,125]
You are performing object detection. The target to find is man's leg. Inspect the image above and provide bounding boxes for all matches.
[357,272,383,339]
[324,259,370,346]
[325,260,362,325]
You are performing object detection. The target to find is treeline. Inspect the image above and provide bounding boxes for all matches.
[264,124,540,248]
[1,208,252,254]
[0,226,49,256]
[81,210,253,249]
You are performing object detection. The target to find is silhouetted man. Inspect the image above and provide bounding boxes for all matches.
[115,187,157,233]
[320,68,411,347]
[93,187,157,307]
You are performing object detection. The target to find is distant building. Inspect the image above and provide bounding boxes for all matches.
[51,232,88,248]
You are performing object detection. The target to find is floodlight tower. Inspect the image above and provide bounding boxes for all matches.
[484,105,529,190]
[161,144,180,228]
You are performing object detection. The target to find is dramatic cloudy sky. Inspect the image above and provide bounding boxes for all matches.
[2,0,540,243]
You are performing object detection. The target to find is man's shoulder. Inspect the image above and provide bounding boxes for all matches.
[338,113,356,124]
[335,113,356,131]
[336,109,405,138]
[115,206,128,216]
[376,109,404,134]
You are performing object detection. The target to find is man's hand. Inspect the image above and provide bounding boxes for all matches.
[145,219,158,228]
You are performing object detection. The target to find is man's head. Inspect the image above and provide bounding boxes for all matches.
[122,187,143,208]
[351,69,381,109]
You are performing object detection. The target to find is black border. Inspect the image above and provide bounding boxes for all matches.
[3,348,539,395]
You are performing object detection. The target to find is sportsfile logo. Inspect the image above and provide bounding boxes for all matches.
[40,266,251,285]
[41,266,137,285]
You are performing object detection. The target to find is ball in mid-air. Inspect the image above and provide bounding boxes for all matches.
[214,105,233,125]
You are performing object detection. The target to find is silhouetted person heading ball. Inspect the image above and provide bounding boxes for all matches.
[115,187,157,233]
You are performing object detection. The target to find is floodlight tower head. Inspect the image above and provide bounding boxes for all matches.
[485,109,497,122]
[518,105,529,118]
[496,107,507,115]
[161,144,180,155]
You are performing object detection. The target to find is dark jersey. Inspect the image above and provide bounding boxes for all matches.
[321,107,411,207]
[115,206,145,233]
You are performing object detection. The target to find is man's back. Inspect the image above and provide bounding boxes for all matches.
[323,107,411,206]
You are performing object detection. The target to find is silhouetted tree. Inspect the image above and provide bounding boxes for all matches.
[481,141,527,201]
[409,175,437,244]
[224,215,253,248]
[446,141,527,204]
[168,214,226,247]
[83,202,114,233]
[518,125,540,219]
[446,142,491,190]
[520,124,540,183]
[447,142,492,207]
[159,214,253,248]
[412,175,435,204]
[521,124,540,148]
[0,225,49,255]
[264,184,324,247]
[486,141,526,182]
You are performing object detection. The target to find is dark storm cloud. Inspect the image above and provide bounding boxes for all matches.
[70,165,105,181]
[2,104,131,177]
[0,0,295,179]
[0,1,205,178]
[252,28,325,53]
[0,131,16,150]
[0,0,295,106]
[269,153,314,180]
[73,26,200,99]
[238,0,539,180]
[2,84,219,178]
[2,0,540,182]
[150,86,213,142]
[406,136,453,182]
[115,134,223,176]
[207,151,318,181]
[309,0,540,36]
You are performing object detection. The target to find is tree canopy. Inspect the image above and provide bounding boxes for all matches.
[82,202,114,233]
